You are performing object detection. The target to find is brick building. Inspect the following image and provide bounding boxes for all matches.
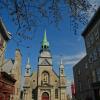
[0,72,16,100]
[73,7,100,100]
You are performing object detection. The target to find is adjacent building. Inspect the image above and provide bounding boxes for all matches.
[11,49,22,100]
[0,18,11,66]
[73,7,100,100]
[0,18,16,100]
[0,18,22,100]
[23,31,68,100]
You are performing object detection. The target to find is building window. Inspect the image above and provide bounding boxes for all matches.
[61,69,64,75]
[86,36,91,48]
[61,79,65,85]
[78,69,80,75]
[93,49,97,61]
[32,89,37,99]
[26,69,29,73]
[88,54,93,63]
[88,49,98,63]
[77,81,81,92]
[85,63,88,69]
[33,80,35,82]
[61,93,65,100]
[92,70,96,82]
[96,68,100,82]
[90,33,94,45]
[95,28,99,40]
[55,89,58,99]
[87,78,91,88]
[55,80,57,82]
[97,46,100,57]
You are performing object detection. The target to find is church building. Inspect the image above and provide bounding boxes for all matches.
[23,31,68,100]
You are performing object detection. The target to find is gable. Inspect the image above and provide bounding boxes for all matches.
[31,71,37,89]
[1,59,14,74]
[40,59,50,66]
[52,69,59,79]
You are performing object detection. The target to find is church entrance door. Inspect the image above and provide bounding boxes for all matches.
[42,92,49,100]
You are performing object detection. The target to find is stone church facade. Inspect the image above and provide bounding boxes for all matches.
[23,31,67,100]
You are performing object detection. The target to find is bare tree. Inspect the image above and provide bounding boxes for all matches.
[0,0,96,40]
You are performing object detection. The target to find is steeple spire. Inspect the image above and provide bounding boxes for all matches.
[42,30,49,49]
[24,57,31,100]
[59,58,65,76]
[60,58,63,65]
[27,57,30,64]
[60,57,64,68]
[25,57,31,77]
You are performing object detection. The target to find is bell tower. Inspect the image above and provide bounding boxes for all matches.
[38,30,52,68]
[25,57,31,77]
[59,58,67,100]
[37,30,53,100]
[23,57,32,100]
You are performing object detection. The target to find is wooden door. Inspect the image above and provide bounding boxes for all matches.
[42,92,49,100]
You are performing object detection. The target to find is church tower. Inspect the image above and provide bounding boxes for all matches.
[23,57,32,100]
[11,49,22,100]
[38,30,52,68]
[25,57,31,77]
[59,58,67,100]
[27,30,68,100]
[37,30,52,83]
[37,30,54,100]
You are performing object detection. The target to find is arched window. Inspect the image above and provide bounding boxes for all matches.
[32,89,37,99]
[61,69,64,75]
[41,71,49,85]
[44,45,47,48]
[55,89,58,99]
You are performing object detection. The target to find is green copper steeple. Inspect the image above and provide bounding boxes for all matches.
[42,30,49,49]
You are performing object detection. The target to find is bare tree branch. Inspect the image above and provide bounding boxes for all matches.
[0,0,97,39]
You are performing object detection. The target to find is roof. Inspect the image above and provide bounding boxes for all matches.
[0,18,11,41]
[16,48,22,57]
[0,59,15,74]
[52,69,59,78]
[42,30,49,48]
[73,56,87,70]
[0,71,16,83]
[82,7,100,37]
[31,71,37,77]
